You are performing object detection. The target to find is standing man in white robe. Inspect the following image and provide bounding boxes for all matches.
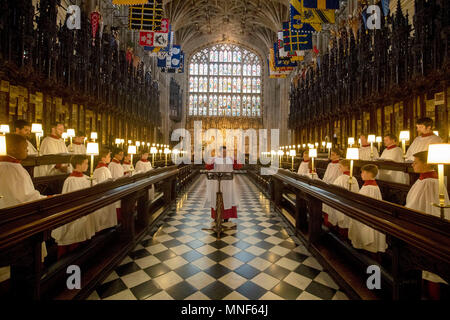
[323,159,360,237]
[359,134,379,161]
[204,146,241,223]
[109,148,125,179]
[297,151,311,176]
[405,117,442,161]
[378,133,409,184]
[13,119,37,156]
[405,150,449,299]
[0,134,48,283]
[135,152,155,200]
[51,155,96,258]
[348,164,387,254]
[92,148,118,233]
[71,132,86,154]
[322,148,342,184]
[35,122,70,177]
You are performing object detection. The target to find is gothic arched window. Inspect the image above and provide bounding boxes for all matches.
[188,44,262,117]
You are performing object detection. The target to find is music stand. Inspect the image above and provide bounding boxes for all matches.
[201,170,236,239]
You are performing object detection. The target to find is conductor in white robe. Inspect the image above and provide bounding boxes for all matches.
[204,146,241,222]
[35,122,71,177]
[405,150,449,298]
[297,151,311,176]
[405,117,442,161]
[0,134,48,283]
[92,148,118,233]
[348,164,387,253]
[51,155,96,258]
[359,134,379,161]
[322,148,342,184]
[135,152,155,200]
[377,133,409,184]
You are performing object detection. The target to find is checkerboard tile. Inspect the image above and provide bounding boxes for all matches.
[89,175,349,300]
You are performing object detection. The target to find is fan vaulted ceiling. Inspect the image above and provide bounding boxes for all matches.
[163,0,290,56]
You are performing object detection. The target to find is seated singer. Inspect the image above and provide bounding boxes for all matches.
[204,146,242,223]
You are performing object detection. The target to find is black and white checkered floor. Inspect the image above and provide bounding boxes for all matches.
[87,175,349,300]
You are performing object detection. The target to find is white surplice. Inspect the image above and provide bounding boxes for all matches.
[405,134,442,161]
[135,160,155,200]
[71,143,86,154]
[92,165,118,232]
[348,184,387,253]
[297,161,310,176]
[359,145,379,161]
[406,174,449,284]
[109,160,125,179]
[378,146,409,184]
[322,162,341,184]
[26,140,38,156]
[323,174,360,228]
[0,158,48,282]
[35,135,70,177]
[51,174,96,246]
[122,162,132,176]
[203,156,239,211]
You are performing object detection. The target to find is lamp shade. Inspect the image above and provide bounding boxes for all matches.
[115,138,120,144]
[322,141,326,147]
[289,150,296,157]
[278,150,284,156]
[147,142,150,146]
[128,145,137,154]
[314,142,318,147]
[427,144,450,164]
[67,129,76,137]
[326,142,332,149]
[346,148,359,160]
[0,124,10,133]
[128,140,132,144]
[433,131,439,136]
[136,141,141,147]
[90,132,98,140]
[164,148,170,154]
[86,142,99,155]
[150,147,157,154]
[399,131,410,141]
[0,135,6,155]
[31,123,42,133]
[309,148,317,158]
[120,139,124,144]
[348,137,355,145]
[297,144,301,148]
[368,134,376,143]
[376,136,382,143]
[62,132,68,140]
[302,144,306,148]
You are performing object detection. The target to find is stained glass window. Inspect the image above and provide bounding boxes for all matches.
[188,44,262,117]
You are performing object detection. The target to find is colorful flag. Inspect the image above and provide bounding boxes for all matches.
[128,0,163,31]
[282,21,313,51]
[274,43,297,68]
[302,0,339,9]
[290,0,335,32]
[113,0,148,5]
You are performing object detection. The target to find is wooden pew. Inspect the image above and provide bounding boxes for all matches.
[0,164,200,300]
[250,167,450,300]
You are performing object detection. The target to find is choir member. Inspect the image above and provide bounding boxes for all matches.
[405,151,449,298]
[204,146,240,224]
[322,148,342,184]
[323,159,360,235]
[135,152,155,200]
[377,133,409,184]
[109,148,125,178]
[51,155,96,258]
[405,117,442,161]
[13,119,37,156]
[297,151,310,176]
[71,132,86,154]
[348,164,387,253]
[0,134,48,283]
[122,153,133,176]
[35,122,70,177]
[359,134,379,161]
[92,148,118,232]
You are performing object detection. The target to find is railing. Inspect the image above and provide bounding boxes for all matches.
[249,167,449,300]
[0,164,200,299]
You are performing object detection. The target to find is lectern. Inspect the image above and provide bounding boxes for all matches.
[201,170,236,239]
